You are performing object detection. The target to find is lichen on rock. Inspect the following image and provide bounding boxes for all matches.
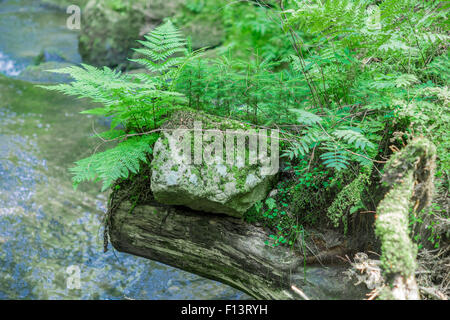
[150,111,278,217]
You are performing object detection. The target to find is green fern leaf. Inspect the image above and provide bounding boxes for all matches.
[333,128,375,151]
[290,109,322,126]
[70,134,158,191]
[320,143,350,171]
[129,21,187,79]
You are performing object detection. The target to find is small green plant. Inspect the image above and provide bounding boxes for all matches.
[245,182,304,248]
[327,169,372,234]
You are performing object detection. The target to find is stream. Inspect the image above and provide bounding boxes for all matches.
[0,0,247,299]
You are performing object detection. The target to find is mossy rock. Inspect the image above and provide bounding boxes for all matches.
[78,0,149,69]
[150,110,278,217]
[40,0,90,10]
[78,0,224,69]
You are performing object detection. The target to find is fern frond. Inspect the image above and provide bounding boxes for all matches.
[70,134,158,191]
[320,143,350,171]
[395,74,419,88]
[290,109,322,125]
[282,127,324,159]
[40,21,194,191]
[42,64,156,107]
[129,21,187,78]
[333,128,375,151]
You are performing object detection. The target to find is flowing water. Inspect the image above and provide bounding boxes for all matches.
[0,0,247,299]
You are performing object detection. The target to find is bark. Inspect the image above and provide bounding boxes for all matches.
[108,199,367,300]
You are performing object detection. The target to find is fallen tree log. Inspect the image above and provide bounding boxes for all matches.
[108,194,367,300]
[375,138,436,300]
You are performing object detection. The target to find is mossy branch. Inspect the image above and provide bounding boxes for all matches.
[375,138,436,300]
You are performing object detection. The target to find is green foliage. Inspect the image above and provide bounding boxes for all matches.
[291,109,322,126]
[246,181,304,248]
[242,1,447,246]
[177,51,302,124]
[424,202,449,248]
[319,145,351,171]
[277,0,448,177]
[220,1,294,62]
[395,85,450,171]
[42,21,192,190]
[284,108,378,171]
[332,129,375,151]
[172,0,447,247]
[39,0,448,262]
[70,135,157,191]
[327,169,371,233]
[288,162,333,225]
[130,21,188,83]
[410,176,449,250]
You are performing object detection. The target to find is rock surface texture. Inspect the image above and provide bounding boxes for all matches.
[150,111,277,217]
[79,0,223,69]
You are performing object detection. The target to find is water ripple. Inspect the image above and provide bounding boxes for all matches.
[0,52,21,76]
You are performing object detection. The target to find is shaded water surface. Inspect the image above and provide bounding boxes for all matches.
[0,0,81,75]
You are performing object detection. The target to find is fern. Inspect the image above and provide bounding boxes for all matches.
[71,135,158,191]
[282,127,324,160]
[395,74,419,88]
[425,53,450,84]
[333,128,376,151]
[320,143,350,171]
[43,64,156,107]
[278,0,448,173]
[284,108,377,170]
[290,109,322,126]
[42,21,193,190]
[130,20,188,82]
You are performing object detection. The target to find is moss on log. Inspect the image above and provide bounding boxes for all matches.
[375,138,436,300]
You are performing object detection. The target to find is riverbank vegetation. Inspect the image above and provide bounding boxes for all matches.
[44,0,448,299]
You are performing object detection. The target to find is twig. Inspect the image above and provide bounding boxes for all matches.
[291,285,310,300]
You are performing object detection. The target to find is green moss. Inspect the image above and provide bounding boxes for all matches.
[376,171,417,277]
[231,165,248,191]
[327,169,371,233]
[375,138,436,281]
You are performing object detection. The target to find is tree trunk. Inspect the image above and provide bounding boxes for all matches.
[108,198,367,300]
